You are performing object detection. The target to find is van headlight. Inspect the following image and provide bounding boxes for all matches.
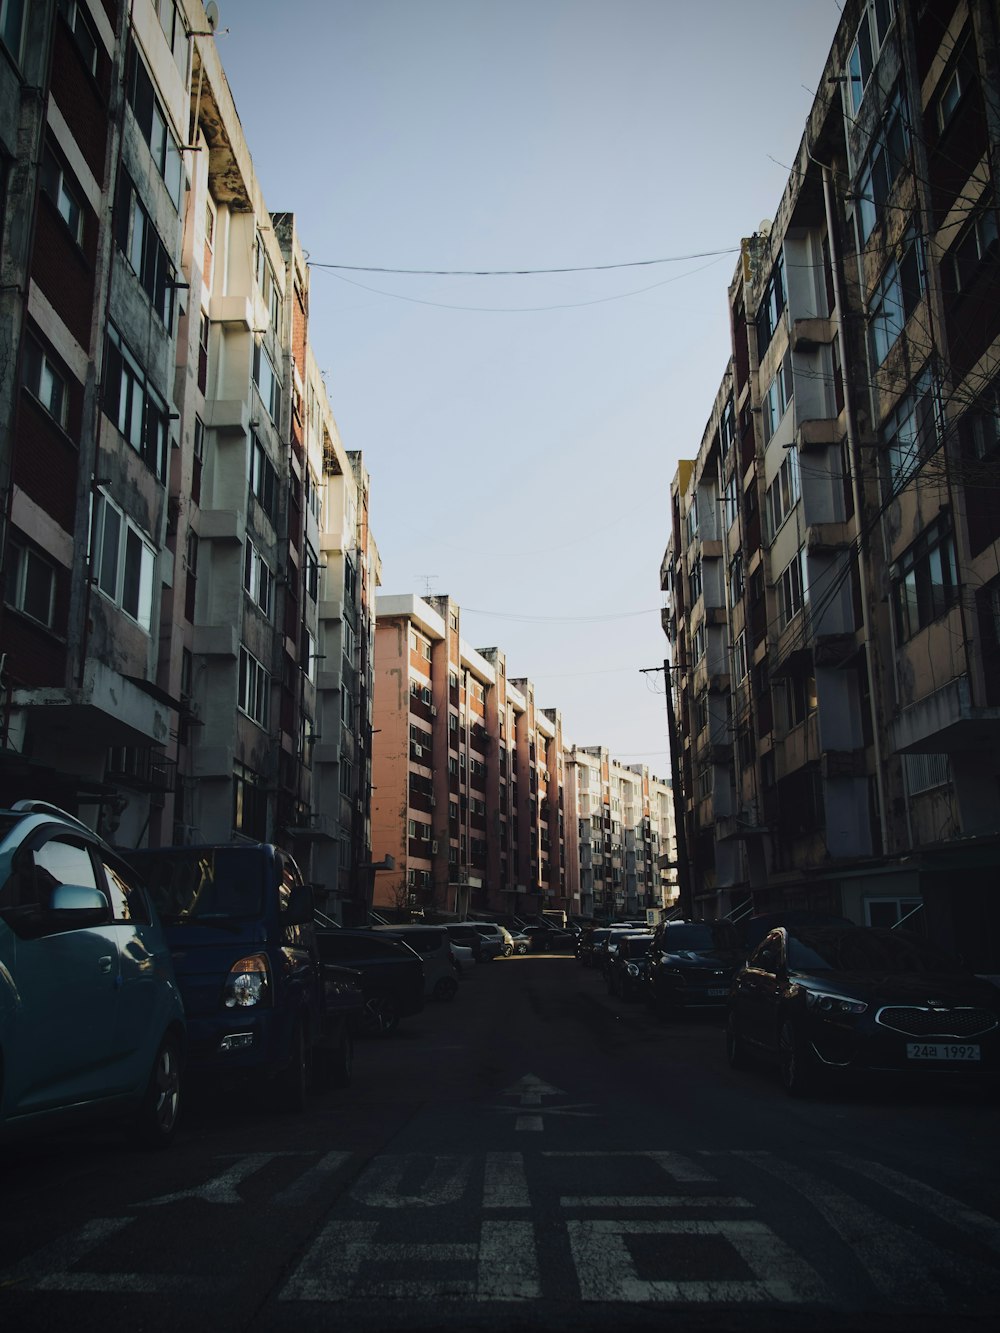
[224,954,271,1008]
[627,963,640,977]
[804,988,866,1015]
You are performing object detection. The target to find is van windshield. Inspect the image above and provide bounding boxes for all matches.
[127,849,266,922]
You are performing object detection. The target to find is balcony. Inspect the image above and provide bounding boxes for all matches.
[892,676,1000,755]
[796,415,844,452]
[791,315,835,352]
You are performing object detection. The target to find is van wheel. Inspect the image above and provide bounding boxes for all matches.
[132,1032,182,1148]
[434,975,458,1002]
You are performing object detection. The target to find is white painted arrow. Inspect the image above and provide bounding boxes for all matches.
[502,1074,565,1104]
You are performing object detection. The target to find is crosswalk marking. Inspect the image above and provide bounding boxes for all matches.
[273,1150,353,1208]
[483,1152,531,1208]
[477,1221,541,1299]
[138,1153,297,1207]
[560,1196,753,1209]
[349,1154,472,1208]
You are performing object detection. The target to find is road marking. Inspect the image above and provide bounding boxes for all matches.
[350,1153,472,1208]
[483,1152,530,1208]
[516,1115,544,1132]
[503,1074,565,1098]
[733,1151,949,1306]
[138,1153,298,1207]
[561,1196,753,1209]
[543,1150,716,1182]
[565,1218,827,1304]
[829,1154,1000,1254]
[281,1221,538,1302]
[273,1150,353,1208]
[477,1221,541,1299]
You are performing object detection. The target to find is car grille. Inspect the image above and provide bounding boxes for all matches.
[875,1006,998,1038]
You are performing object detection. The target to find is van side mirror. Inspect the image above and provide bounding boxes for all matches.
[284,883,315,925]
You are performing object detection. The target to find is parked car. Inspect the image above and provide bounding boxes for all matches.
[126,843,362,1108]
[590,924,645,973]
[444,923,485,963]
[606,932,655,999]
[0,801,185,1146]
[316,928,425,1035]
[521,923,576,953]
[738,910,855,956]
[644,919,744,1017]
[504,929,530,956]
[373,924,460,1001]
[462,922,506,960]
[726,924,1000,1096]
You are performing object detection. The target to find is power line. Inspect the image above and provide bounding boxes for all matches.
[307,248,740,277]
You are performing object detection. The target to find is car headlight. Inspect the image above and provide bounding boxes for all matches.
[627,963,640,977]
[224,954,271,1008]
[804,989,867,1015]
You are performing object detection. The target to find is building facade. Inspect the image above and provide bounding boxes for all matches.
[662,0,1000,970]
[0,0,376,919]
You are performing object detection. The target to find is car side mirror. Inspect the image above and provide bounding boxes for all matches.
[47,883,111,927]
[284,883,315,925]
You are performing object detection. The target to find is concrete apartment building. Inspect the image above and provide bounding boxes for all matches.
[662,0,1000,971]
[0,1,377,919]
[371,594,577,921]
[570,746,677,921]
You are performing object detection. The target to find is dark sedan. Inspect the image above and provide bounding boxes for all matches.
[644,920,743,1017]
[726,924,1000,1096]
[605,932,654,999]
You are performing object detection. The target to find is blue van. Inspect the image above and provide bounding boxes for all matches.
[125,843,361,1108]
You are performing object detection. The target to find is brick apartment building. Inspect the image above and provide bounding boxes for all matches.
[662,0,1000,971]
[0,0,378,920]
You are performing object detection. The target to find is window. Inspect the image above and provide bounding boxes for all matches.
[125,39,183,210]
[688,557,702,605]
[723,469,739,530]
[306,468,322,524]
[685,497,699,545]
[255,232,282,331]
[691,623,706,664]
[4,538,56,627]
[238,646,270,727]
[729,549,744,603]
[755,254,787,358]
[303,626,316,683]
[233,762,267,840]
[198,310,209,392]
[904,753,950,795]
[304,542,318,601]
[22,332,68,429]
[776,550,806,628]
[1,0,27,63]
[765,447,801,541]
[868,229,924,367]
[733,630,748,682]
[720,396,736,459]
[40,144,84,244]
[114,173,176,327]
[881,372,937,493]
[892,514,958,642]
[249,433,279,524]
[154,0,187,72]
[91,491,155,631]
[948,196,999,296]
[846,0,895,115]
[102,325,170,481]
[243,540,273,618]
[57,0,97,74]
[855,84,910,245]
[762,351,793,445]
[252,340,281,422]
[935,29,975,135]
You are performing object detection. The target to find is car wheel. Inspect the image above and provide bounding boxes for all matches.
[503,944,513,957]
[726,1011,749,1070]
[517,943,529,955]
[434,975,458,1002]
[273,1018,310,1112]
[779,1018,813,1096]
[132,1031,182,1148]
[361,993,399,1037]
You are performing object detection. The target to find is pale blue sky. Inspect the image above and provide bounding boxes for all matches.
[218,0,839,766]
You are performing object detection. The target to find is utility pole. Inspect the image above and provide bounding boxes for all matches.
[641,661,693,920]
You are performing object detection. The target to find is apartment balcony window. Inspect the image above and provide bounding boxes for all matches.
[776,550,806,629]
[91,491,155,632]
[880,372,938,495]
[4,538,56,628]
[22,332,68,431]
[947,194,999,297]
[868,227,924,367]
[252,340,281,424]
[102,325,170,483]
[765,446,801,542]
[755,254,787,359]
[762,351,793,446]
[854,83,910,245]
[846,0,896,116]
[891,514,958,643]
[125,38,183,210]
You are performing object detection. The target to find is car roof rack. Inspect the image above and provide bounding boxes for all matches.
[10,799,96,837]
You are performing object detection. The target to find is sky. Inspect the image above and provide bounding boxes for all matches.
[216,0,840,770]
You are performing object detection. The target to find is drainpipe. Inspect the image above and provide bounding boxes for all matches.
[820,162,890,855]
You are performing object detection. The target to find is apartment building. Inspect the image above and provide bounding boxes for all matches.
[371,594,576,921]
[662,0,1000,970]
[570,746,677,921]
[0,0,376,919]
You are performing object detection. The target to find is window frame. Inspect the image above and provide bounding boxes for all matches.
[4,537,56,628]
[90,490,156,632]
[22,331,69,430]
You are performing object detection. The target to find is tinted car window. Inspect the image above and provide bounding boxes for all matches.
[128,848,267,920]
[392,929,446,954]
[788,927,960,973]
[624,936,653,958]
[100,853,151,923]
[34,838,99,908]
[662,923,735,952]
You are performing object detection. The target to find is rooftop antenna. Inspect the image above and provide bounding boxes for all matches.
[417,575,438,598]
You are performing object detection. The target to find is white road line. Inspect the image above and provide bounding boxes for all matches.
[477,1221,541,1300]
[483,1152,531,1208]
[1,1218,132,1291]
[734,1151,948,1307]
[648,1150,718,1183]
[829,1154,1000,1254]
[272,1150,353,1208]
[560,1196,753,1209]
[350,1154,472,1208]
[280,1221,379,1301]
[565,1218,827,1304]
[138,1154,297,1207]
[515,1114,544,1131]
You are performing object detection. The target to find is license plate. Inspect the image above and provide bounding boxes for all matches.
[906,1043,980,1061]
[706,988,728,997]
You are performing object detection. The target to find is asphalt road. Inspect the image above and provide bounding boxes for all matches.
[2,951,998,1333]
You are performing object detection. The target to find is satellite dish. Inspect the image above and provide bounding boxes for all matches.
[758,219,772,236]
[205,1,220,30]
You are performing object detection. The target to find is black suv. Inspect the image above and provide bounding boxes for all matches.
[644,920,743,1017]
[316,929,425,1036]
